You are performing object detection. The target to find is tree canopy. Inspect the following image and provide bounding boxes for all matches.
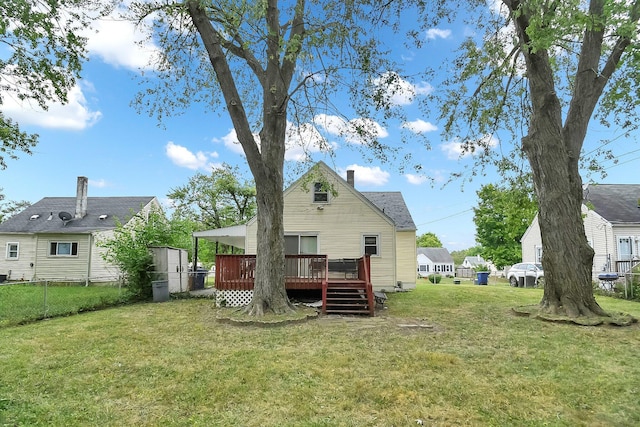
[0,189,30,223]
[416,0,640,323]
[416,232,443,248]
[0,0,106,169]
[167,164,256,230]
[473,179,537,269]
[124,0,418,315]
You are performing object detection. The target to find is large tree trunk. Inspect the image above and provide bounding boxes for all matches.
[524,131,606,317]
[509,0,612,318]
[244,150,294,316]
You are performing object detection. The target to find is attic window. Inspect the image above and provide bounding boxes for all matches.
[29,214,40,220]
[98,214,108,220]
[313,182,329,203]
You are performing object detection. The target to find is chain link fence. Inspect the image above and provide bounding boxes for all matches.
[0,280,126,328]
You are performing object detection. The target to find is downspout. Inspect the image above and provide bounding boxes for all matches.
[86,234,92,286]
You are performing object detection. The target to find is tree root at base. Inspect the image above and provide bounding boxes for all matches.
[513,305,637,326]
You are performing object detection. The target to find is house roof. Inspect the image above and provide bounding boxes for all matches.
[417,247,453,263]
[464,255,486,267]
[584,184,640,224]
[0,196,156,234]
[360,192,416,231]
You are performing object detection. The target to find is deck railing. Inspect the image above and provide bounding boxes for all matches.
[214,254,329,290]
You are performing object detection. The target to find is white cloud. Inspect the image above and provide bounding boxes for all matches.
[340,164,389,187]
[85,14,161,71]
[371,72,433,106]
[215,123,334,161]
[405,174,428,185]
[165,141,218,170]
[426,28,452,40]
[89,179,109,188]
[1,83,102,130]
[215,129,250,155]
[314,114,388,145]
[440,134,499,160]
[285,122,335,161]
[402,119,438,134]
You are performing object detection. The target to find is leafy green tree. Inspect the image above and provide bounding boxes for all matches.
[420,0,640,321]
[473,179,537,269]
[99,209,177,300]
[416,232,443,248]
[168,164,256,230]
[0,0,107,169]
[127,1,411,315]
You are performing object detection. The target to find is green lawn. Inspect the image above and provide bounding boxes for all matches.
[1,281,639,426]
[0,283,125,328]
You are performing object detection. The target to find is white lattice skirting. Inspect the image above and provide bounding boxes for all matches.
[216,290,253,307]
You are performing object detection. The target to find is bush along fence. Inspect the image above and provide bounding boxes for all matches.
[0,281,126,328]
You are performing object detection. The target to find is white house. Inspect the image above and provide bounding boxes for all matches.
[520,184,640,278]
[417,247,454,277]
[0,177,159,284]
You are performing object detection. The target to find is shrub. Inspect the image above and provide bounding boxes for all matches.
[428,274,442,284]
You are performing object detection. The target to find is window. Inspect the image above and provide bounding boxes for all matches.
[363,235,379,256]
[6,243,19,259]
[618,237,633,261]
[419,265,428,272]
[534,245,543,263]
[50,241,78,256]
[313,182,328,203]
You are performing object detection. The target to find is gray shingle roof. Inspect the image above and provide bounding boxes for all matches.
[417,247,453,263]
[0,197,156,234]
[360,191,416,231]
[584,184,640,224]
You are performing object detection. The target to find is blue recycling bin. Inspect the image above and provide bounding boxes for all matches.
[476,272,489,285]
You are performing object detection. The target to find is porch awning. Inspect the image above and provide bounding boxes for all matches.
[192,224,247,249]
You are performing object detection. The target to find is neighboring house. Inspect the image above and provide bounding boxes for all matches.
[462,255,487,269]
[521,184,640,278]
[195,161,417,292]
[417,247,454,277]
[0,177,159,283]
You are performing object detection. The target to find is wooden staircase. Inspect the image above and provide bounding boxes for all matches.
[322,279,375,316]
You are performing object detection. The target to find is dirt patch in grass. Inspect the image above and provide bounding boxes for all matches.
[215,305,319,327]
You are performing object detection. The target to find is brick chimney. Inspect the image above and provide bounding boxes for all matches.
[75,176,88,219]
[347,170,355,187]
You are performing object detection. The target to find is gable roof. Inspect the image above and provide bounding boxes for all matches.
[464,255,486,267]
[584,184,640,224]
[0,197,156,234]
[417,247,453,263]
[360,192,416,231]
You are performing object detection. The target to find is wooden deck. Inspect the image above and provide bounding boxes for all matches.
[214,254,374,315]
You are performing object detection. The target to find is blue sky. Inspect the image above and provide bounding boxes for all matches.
[1,3,638,252]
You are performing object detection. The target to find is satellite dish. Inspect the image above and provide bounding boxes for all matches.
[58,211,73,221]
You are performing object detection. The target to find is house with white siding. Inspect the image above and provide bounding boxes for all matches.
[521,184,640,278]
[0,177,159,284]
[417,247,454,277]
[195,161,417,293]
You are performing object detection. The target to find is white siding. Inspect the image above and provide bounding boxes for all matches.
[90,230,121,281]
[520,214,542,263]
[34,233,92,281]
[396,230,416,290]
[246,164,399,291]
[0,234,37,281]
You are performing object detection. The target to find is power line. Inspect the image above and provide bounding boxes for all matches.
[416,208,474,227]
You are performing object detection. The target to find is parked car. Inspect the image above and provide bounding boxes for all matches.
[507,262,544,287]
